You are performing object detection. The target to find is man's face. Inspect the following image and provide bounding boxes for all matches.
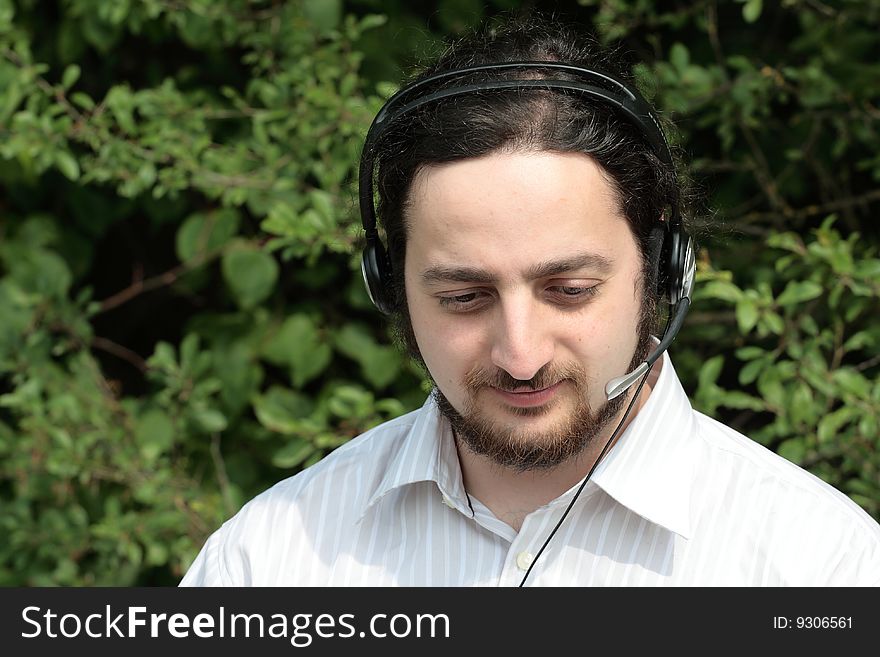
[403,150,651,471]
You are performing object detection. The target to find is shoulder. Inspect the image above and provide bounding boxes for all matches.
[180,407,424,586]
[690,411,880,584]
[692,410,871,522]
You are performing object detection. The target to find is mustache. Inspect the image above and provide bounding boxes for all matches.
[464,363,587,393]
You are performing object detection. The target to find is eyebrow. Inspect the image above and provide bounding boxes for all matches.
[420,252,614,286]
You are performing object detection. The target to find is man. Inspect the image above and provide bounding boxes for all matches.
[181,16,880,586]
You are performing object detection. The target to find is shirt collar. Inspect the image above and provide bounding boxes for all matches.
[363,392,474,519]
[587,350,696,539]
[363,350,696,538]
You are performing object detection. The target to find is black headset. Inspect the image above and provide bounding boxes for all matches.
[359,62,693,320]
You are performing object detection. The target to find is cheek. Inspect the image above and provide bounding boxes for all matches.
[570,292,640,339]
[565,295,643,370]
[408,298,482,379]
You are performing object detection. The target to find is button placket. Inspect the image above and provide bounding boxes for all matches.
[515,551,534,571]
[499,513,547,585]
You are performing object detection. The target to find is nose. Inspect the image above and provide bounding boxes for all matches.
[489,296,554,382]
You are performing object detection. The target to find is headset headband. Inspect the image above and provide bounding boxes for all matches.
[359,61,677,238]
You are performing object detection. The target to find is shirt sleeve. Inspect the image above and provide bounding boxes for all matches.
[179,525,231,587]
[840,521,880,586]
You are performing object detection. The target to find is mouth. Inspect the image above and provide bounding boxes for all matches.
[489,381,564,408]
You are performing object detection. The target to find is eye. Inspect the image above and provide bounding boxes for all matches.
[437,291,488,312]
[547,284,600,304]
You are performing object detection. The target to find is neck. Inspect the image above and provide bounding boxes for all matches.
[455,371,656,532]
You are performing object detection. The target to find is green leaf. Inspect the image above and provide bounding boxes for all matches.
[6,248,72,298]
[718,391,765,411]
[736,297,759,333]
[699,280,743,303]
[698,355,724,388]
[669,43,690,72]
[742,0,763,23]
[214,345,263,416]
[735,346,766,361]
[789,383,815,427]
[817,407,858,444]
[843,330,875,353]
[761,311,785,335]
[327,384,373,419]
[254,386,313,434]
[303,0,341,32]
[358,347,402,390]
[738,357,766,386]
[104,84,136,132]
[222,248,279,310]
[776,280,823,307]
[262,315,333,388]
[757,370,786,410]
[308,189,335,226]
[55,151,80,181]
[777,438,805,464]
[272,437,316,469]
[175,209,241,263]
[801,315,819,336]
[62,64,81,90]
[178,11,214,47]
[135,409,174,461]
[832,369,870,398]
[0,0,14,25]
[357,14,387,31]
[766,231,803,253]
[191,408,228,433]
[16,215,59,248]
[858,414,877,438]
[147,341,178,373]
[145,543,169,567]
[70,92,95,110]
[179,333,201,374]
[334,324,402,389]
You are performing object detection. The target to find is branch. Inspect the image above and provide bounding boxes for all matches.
[855,353,880,373]
[94,245,223,315]
[736,188,880,224]
[804,0,837,17]
[685,310,737,325]
[90,336,149,373]
[95,263,187,313]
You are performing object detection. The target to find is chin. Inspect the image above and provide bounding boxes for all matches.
[434,375,628,472]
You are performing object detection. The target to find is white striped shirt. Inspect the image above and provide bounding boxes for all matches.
[180,353,880,586]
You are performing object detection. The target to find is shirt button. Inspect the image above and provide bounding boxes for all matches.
[516,551,534,571]
[441,496,455,508]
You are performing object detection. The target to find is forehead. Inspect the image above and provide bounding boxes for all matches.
[404,150,634,273]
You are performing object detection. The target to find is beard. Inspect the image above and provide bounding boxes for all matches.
[394,292,656,473]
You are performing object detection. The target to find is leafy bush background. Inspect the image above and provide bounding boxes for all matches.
[0,0,877,585]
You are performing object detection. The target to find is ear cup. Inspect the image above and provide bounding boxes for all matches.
[361,238,394,315]
[663,227,695,305]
